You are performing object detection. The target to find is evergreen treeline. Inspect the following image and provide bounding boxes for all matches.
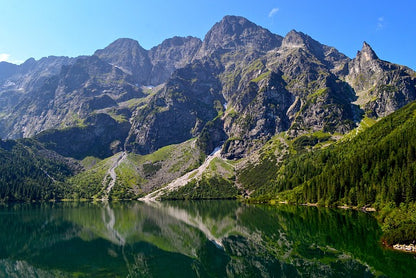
[0,139,75,201]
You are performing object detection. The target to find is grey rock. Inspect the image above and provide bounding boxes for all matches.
[148,36,202,85]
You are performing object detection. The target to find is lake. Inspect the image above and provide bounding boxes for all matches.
[0,201,414,277]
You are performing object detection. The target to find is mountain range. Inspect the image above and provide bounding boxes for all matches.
[0,14,415,232]
[1,16,414,155]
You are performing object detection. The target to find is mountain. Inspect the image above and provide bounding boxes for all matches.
[195,15,282,58]
[1,55,141,139]
[346,42,416,118]
[0,15,415,205]
[0,61,18,83]
[237,100,416,245]
[94,38,152,84]
[0,56,75,137]
[148,36,202,85]
[94,36,202,86]
[0,138,80,201]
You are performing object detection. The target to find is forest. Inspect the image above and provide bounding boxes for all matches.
[246,101,416,244]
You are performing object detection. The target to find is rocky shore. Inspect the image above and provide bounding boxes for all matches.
[393,243,416,252]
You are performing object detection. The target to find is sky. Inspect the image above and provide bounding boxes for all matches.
[1,0,415,70]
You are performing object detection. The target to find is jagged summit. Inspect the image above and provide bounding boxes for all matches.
[282,29,310,48]
[94,38,151,82]
[148,36,202,85]
[358,41,379,61]
[151,36,201,49]
[195,15,282,58]
[215,15,259,34]
[349,41,381,75]
[94,38,146,60]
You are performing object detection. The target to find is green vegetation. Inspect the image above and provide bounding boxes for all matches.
[143,162,162,176]
[379,203,416,245]
[162,176,239,200]
[238,135,287,192]
[104,109,128,123]
[292,131,332,150]
[81,156,101,169]
[69,113,86,127]
[162,151,237,200]
[251,71,271,83]
[66,139,204,200]
[307,87,329,104]
[130,144,175,164]
[206,157,235,179]
[0,139,75,202]
[226,108,238,118]
[112,159,145,199]
[243,101,416,244]
[67,156,112,199]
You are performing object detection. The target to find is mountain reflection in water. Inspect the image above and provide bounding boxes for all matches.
[0,201,414,277]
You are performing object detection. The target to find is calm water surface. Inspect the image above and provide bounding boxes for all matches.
[0,201,414,277]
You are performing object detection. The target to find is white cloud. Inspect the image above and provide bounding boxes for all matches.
[0,53,11,62]
[377,17,384,30]
[0,53,23,64]
[269,7,279,18]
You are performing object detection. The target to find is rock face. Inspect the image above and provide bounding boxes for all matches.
[195,15,282,59]
[94,38,152,84]
[0,15,415,160]
[94,36,202,86]
[346,42,416,118]
[125,58,224,154]
[148,36,202,85]
[35,113,130,159]
[1,55,141,139]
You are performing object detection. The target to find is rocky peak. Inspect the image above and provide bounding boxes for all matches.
[357,41,379,62]
[148,36,202,85]
[280,29,350,72]
[152,36,202,50]
[20,57,37,68]
[213,15,259,36]
[282,30,309,48]
[348,41,381,76]
[0,62,18,82]
[94,38,152,84]
[346,41,416,119]
[281,29,324,55]
[95,38,145,59]
[195,15,282,58]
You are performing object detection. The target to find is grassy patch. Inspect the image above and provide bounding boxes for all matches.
[251,71,271,83]
[81,156,102,170]
[162,176,239,200]
[67,156,113,199]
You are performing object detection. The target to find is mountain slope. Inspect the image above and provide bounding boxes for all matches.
[148,36,202,85]
[237,101,416,244]
[0,138,80,201]
[246,100,416,205]
[346,42,416,118]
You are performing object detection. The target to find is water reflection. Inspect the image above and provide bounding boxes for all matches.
[0,201,414,277]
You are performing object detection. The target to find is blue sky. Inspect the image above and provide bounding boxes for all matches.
[1,0,415,70]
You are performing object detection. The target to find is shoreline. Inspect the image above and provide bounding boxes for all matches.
[392,243,416,253]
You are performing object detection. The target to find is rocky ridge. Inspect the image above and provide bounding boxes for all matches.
[0,15,414,163]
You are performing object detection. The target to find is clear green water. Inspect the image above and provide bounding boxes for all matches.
[0,201,414,277]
